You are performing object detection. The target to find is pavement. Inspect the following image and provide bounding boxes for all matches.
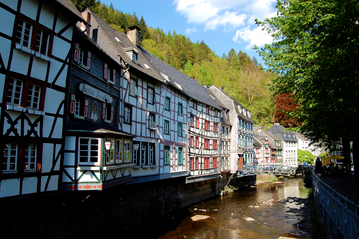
[317,174,359,205]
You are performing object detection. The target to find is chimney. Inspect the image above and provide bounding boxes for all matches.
[81,10,91,35]
[127,26,141,46]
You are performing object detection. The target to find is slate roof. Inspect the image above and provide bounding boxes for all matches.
[266,124,298,142]
[209,85,255,123]
[206,89,231,126]
[67,120,133,137]
[56,0,85,22]
[142,48,221,110]
[87,9,166,84]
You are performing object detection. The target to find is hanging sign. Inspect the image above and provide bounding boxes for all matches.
[79,83,113,103]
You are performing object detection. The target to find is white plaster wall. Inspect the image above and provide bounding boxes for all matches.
[48,61,68,88]
[78,171,100,182]
[1,0,18,10]
[44,88,64,114]
[41,143,54,173]
[42,116,63,139]
[30,58,48,81]
[0,39,11,70]
[52,36,71,61]
[55,14,73,40]
[41,175,59,192]
[39,0,55,30]
[0,179,20,198]
[20,0,39,21]
[0,8,15,37]
[10,50,30,75]
[22,177,38,194]
[63,167,75,182]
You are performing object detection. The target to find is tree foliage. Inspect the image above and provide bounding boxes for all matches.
[298,149,315,165]
[256,0,359,180]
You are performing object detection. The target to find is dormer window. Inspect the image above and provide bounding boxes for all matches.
[132,52,138,63]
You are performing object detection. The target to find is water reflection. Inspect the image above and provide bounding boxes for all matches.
[158,178,310,239]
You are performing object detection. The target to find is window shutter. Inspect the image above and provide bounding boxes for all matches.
[102,102,106,120]
[104,63,108,80]
[69,93,76,114]
[87,51,91,70]
[110,105,114,122]
[74,43,79,64]
[84,99,89,118]
[112,69,116,84]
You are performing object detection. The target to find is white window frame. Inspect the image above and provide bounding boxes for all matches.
[35,28,50,55]
[124,140,131,163]
[124,105,131,124]
[149,143,155,165]
[7,78,23,106]
[16,19,32,48]
[2,143,18,172]
[149,113,156,129]
[178,122,183,137]
[164,146,170,164]
[141,143,147,165]
[24,144,37,171]
[26,83,41,109]
[116,140,123,163]
[78,138,100,165]
[164,120,170,135]
[129,78,137,97]
[178,147,183,165]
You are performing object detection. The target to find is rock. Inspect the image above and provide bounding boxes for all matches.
[243,216,255,221]
[191,215,210,221]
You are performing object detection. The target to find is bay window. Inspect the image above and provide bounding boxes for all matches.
[79,138,100,165]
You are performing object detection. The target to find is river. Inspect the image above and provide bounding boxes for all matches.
[128,177,311,239]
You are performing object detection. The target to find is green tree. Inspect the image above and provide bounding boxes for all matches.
[139,16,150,40]
[298,149,315,165]
[256,0,359,184]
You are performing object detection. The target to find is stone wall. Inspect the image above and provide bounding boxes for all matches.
[2,173,232,238]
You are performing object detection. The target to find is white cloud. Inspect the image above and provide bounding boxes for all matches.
[185,27,197,34]
[233,26,274,50]
[174,0,276,30]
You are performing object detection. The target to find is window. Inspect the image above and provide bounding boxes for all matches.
[7,77,43,111]
[205,120,210,131]
[2,142,39,173]
[178,122,183,137]
[165,97,170,111]
[102,102,113,123]
[124,140,131,163]
[204,138,210,149]
[213,123,218,133]
[195,136,199,148]
[70,93,88,119]
[132,52,138,63]
[105,139,115,164]
[195,117,200,129]
[204,157,210,169]
[190,116,194,127]
[190,157,194,170]
[141,143,147,165]
[79,138,100,165]
[213,157,217,169]
[129,78,137,97]
[149,143,155,165]
[74,43,91,69]
[35,28,50,55]
[178,103,183,115]
[164,120,170,134]
[195,157,199,170]
[115,140,123,163]
[16,19,51,56]
[132,142,140,166]
[213,140,218,150]
[190,136,194,148]
[148,113,156,129]
[124,105,131,124]
[148,86,154,104]
[104,63,116,84]
[178,147,183,164]
[206,106,209,114]
[164,146,170,164]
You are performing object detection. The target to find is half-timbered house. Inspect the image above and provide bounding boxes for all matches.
[208,85,255,173]
[62,26,134,191]
[0,0,84,199]
[78,9,189,183]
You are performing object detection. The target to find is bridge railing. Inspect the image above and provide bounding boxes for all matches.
[312,171,359,239]
[236,163,297,177]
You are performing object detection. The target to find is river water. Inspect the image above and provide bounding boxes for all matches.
[130,178,311,239]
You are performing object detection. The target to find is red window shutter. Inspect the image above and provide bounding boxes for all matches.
[112,69,116,83]
[87,51,91,69]
[84,99,89,118]
[110,105,114,122]
[104,63,108,80]
[102,102,106,120]
[74,43,79,64]
[69,93,76,115]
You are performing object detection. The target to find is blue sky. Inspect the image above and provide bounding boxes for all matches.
[100,0,277,67]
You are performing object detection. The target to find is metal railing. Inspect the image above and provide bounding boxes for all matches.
[236,163,297,177]
[312,171,359,239]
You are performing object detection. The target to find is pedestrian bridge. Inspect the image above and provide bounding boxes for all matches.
[236,164,298,177]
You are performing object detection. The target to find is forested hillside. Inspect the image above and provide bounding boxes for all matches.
[72,0,276,126]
